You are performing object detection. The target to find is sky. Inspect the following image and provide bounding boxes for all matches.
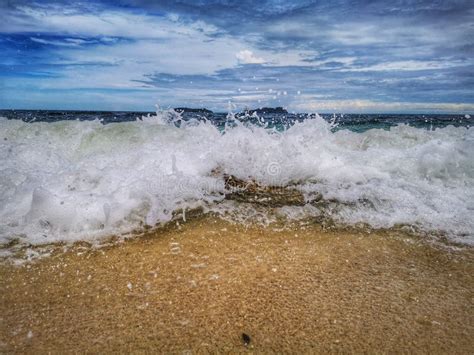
[0,0,473,113]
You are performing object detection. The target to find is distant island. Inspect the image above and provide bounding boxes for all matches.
[173,107,288,115]
[244,107,288,114]
[174,107,213,114]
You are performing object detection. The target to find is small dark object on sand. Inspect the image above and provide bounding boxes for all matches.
[242,333,251,346]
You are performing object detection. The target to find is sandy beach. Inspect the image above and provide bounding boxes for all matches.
[2,0,473,353]
[1,216,472,353]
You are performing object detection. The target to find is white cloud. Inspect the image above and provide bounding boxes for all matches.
[292,99,474,113]
[231,93,270,102]
[25,35,243,90]
[235,49,317,67]
[345,60,464,72]
[30,37,97,47]
[1,4,247,90]
[1,5,219,39]
[236,50,266,64]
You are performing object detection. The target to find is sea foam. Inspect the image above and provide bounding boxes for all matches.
[0,110,473,246]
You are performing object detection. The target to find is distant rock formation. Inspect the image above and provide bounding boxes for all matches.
[244,107,288,115]
[174,107,213,114]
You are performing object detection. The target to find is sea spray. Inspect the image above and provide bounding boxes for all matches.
[0,108,473,247]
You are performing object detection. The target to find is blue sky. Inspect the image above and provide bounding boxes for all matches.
[0,0,473,113]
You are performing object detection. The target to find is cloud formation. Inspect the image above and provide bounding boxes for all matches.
[0,0,473,112]
[236,50,266,64]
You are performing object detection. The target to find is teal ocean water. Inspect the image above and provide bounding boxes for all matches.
[0,109,473,247]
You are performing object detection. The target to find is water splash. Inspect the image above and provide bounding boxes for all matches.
[0,107,473,247]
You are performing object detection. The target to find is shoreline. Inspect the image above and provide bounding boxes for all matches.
[1,216,473,353]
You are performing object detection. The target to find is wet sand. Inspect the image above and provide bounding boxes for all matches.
[1,217,473,353]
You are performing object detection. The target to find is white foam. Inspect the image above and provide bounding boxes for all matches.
[0,110,473,246]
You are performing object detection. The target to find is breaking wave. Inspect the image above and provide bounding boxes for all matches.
[0,109,473,247]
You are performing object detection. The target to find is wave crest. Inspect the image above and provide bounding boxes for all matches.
[0,108,473,246]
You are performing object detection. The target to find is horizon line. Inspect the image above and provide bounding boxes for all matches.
[0,108,473,116]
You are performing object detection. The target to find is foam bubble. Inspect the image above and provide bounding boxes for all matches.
[0,109,473,246]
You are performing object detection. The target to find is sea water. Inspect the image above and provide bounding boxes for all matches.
[0,109,473,246]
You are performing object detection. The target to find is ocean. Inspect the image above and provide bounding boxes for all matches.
[0,109,473,248]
